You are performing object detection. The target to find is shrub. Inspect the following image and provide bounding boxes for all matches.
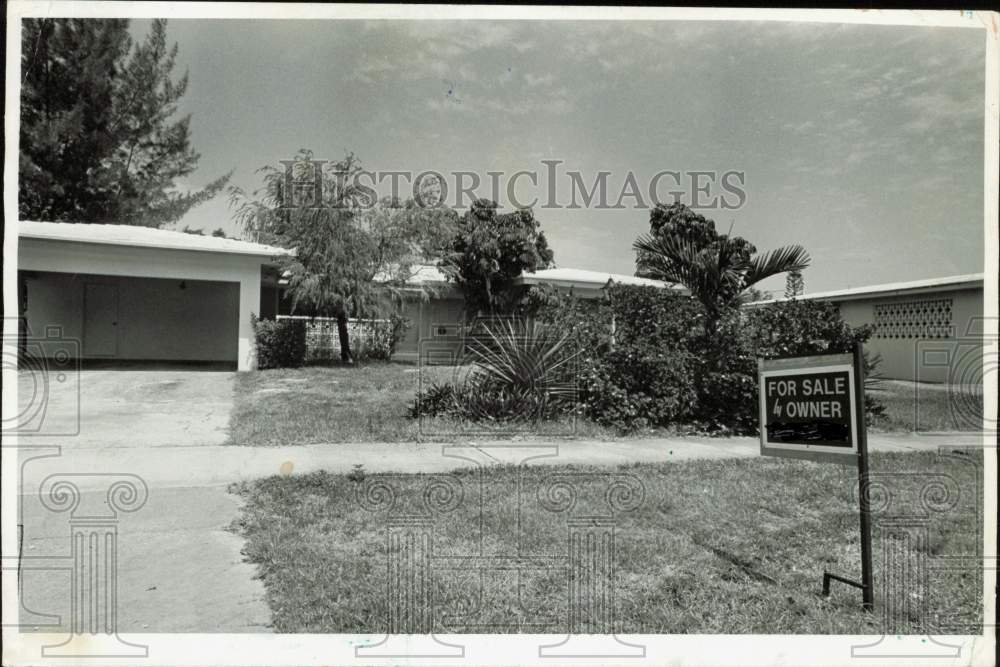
[457,375,561,422]
[744,298,870,357]
[582,348,697,431]
[408,320,578,423]
[539,285,702,432]
[254,317,307,370]
[464,319,578,409]
[688,368,757,434]
[670,309,756,433]
[408,382,458,418]
[359,314,411,361]
[744,299,885,421]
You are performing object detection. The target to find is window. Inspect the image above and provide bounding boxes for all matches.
[873,298,953,339]
[432,323,461,338]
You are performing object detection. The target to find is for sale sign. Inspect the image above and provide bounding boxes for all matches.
[758,353,859,464]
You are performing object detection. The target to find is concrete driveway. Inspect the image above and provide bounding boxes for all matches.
[18,368,235,447]
[13,368,270,634]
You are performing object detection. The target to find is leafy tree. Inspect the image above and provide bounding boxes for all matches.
[633,202,810,338]
[360,195,459,284]
[19,18,228,226]
[211,228,227,238]
[440,199,554,320]
[785,269,804,298]
[231,150,455,363]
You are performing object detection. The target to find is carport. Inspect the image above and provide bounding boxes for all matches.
[17,221,291,370]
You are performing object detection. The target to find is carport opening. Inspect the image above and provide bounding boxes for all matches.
[18,270,241,370]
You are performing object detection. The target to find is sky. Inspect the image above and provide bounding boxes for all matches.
[130,18,987,295]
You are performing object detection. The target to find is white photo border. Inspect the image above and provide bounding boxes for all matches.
[3,4,997,667]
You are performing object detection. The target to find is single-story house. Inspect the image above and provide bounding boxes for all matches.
[746,273,986,384]
[17,220,292,370]
[391,266,683,364]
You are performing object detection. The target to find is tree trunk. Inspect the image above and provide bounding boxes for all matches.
[336,312,353,364]
[701,306,723,372]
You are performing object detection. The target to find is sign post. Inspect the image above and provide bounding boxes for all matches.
[758,342,873,610]
[851,341,875,611]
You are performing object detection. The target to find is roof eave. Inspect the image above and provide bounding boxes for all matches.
[20,232,294,259]
[745,277,983,307]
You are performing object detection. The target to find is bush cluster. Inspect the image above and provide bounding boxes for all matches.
[536,286,708,432]
[253,317,307,369]
[744,299,886,422]
[408,286,884,434]
[537,286,882,434]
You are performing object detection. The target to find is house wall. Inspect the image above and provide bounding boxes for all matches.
[392,284,620,365]
[20,272,239,363]
[834,287,984,384]
[18,237,267,369]
[395,293,466,364]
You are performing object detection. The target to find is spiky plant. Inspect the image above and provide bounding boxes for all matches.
[460,319,579,421]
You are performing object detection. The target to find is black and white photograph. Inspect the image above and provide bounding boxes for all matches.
[2,3,997,666]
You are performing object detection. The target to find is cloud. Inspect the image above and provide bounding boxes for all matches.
[785,120,816,135]
[524,72,555,87]
[425,85,574,117]
[900,90,982,134]
[346,58,398,84]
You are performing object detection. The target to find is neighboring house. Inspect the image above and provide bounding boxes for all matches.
[746,273,986,384]
[17,220,292,371]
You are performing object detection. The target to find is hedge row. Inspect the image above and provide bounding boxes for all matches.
[536,285,881,434]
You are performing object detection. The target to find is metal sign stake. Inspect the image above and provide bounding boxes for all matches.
[853,340,875,611]
[821,341,874,611]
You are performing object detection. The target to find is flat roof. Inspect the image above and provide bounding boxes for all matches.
[383,265,682,290]
[404,265,449,285]
[746,273,984,305]
[513,267,684,291]
[19,220,293,258]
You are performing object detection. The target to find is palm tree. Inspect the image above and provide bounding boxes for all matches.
[633,232,810,339]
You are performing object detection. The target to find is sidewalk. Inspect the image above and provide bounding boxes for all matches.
[18,431,985,493]
[13,431,983,634]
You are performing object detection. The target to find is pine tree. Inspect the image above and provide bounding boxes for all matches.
[19,19,229,226]
[785,268,805,298]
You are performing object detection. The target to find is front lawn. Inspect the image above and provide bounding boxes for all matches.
[229,363,445,445]
[870,380,984,433]
[230,449,983,634]
[227,362,614,445]
[229,365,984,446]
